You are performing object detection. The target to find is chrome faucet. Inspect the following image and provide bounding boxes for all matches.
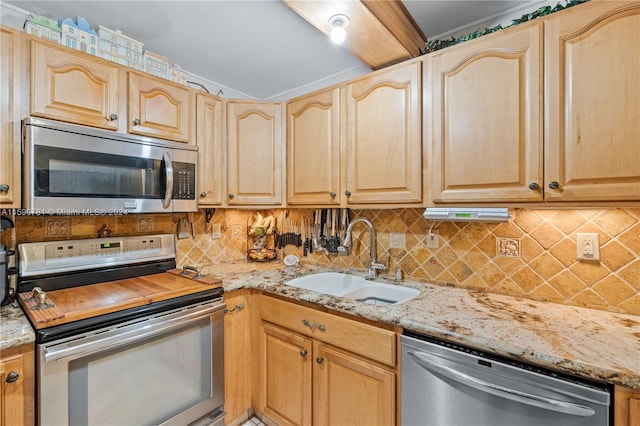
[338,218,388,278]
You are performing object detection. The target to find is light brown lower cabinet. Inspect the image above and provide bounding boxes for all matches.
[257,295,398,426]
[615,385,640,426]
[224,290,252,425]
[0,343,34,426]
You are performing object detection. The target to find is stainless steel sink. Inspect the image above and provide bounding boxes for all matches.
[286,272,419,305]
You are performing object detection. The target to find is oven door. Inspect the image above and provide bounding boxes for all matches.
[38,300,225,426]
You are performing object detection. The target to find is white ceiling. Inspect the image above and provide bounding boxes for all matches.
[1,0,539,100]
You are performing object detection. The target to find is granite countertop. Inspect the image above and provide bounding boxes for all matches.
[204,261,640,391]
[2,262,638,391]
[0,303,36,351]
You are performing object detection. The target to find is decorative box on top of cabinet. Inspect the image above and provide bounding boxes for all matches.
[544,1,640,202]
[0,26,23,208]
[226,100,285,207]
[426,20,543,204]
[30,39,122,131]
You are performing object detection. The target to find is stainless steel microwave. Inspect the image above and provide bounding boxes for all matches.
[23,117,198,214]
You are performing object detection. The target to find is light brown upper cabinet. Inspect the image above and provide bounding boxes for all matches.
[31,39,121,131]
[345,60,423,205]
[127,72,192,142]
[1,26,22,208]
[226,101,285,207]
[195,93,224,205]
[287,87,342,206]
[427,21,543,204]
[545,1,640,202]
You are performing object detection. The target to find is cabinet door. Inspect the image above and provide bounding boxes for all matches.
[31,40,120,130]
[128,72,191,142]
[0,27,22,207]
[262,323,312,426]
[0,345,34,426]
[345,61,422,205]
[287,88,342,205]
[545,2,640,201]
[224,291,251,424]
[226,101,284,206]
[314,343,395,426]
[196,93,224,205]
[614,385,640,426]
[429,22,543,203]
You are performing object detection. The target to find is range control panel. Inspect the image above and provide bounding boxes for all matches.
[19,234,175,277]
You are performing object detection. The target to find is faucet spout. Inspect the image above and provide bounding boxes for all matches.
[341,218,387,277]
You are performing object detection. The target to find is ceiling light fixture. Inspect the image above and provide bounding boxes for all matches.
[328,14,350,44]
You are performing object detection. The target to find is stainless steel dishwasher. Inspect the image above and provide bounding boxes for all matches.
[401,333,611,426]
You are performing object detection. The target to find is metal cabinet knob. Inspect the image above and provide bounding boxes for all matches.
[318,325,326,332]
[109,113,118,121]
[300,349,308,357]
[228,193,234,199]
[548,181,560,190]
[316,357,324,364]
[133,118,141,126]
[345,191,351,197]
[5,372,19,383]
[200,192,207,198]
[329,192,336,198]
[528,182,540,191]
[0,183,8,193]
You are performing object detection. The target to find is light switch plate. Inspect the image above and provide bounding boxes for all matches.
[577,233,600,261]
[211,223,222,239]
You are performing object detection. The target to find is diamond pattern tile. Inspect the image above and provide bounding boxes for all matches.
[8,207,640,316]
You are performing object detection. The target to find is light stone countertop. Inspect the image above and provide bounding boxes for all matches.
[1,261,638,391]
[203,261,640,391]
[0,303,36,351]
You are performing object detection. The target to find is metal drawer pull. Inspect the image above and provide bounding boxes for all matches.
[300,349,308,357]
[0,184,9,192]
[224,304,244,314]
[316,357,324,364]
[5,372,19,383]
[302,319,326,331]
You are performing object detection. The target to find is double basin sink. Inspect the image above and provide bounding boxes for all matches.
[286,272,419,306]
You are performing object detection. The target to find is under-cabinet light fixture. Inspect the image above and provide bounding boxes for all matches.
[329,14,349,44]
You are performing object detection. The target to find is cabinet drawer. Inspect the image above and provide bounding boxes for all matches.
[260,296,396,366]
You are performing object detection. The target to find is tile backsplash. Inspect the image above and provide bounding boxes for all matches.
[6,207,639,316]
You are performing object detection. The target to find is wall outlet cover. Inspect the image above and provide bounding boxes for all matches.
[426,231,438,249]
[577,232,600,261]
[211,223,222,239]
[390,233,406,249]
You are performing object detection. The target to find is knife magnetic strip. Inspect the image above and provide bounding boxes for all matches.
[18,292,65,324]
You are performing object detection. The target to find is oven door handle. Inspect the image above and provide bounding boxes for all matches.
[43,301,225,363]
[162,150,173,210]
[407,351,597,417]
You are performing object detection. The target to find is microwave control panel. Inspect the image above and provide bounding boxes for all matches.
[173,162,196,200]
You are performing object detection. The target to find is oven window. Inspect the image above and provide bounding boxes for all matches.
[68,318,212,426]
[34,145,166,199]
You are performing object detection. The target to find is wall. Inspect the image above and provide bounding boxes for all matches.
[5,207,639,316]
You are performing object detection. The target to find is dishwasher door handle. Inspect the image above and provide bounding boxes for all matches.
[407,351,596,417]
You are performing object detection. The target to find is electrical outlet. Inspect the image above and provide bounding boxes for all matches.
[390,233,406,249]
[426,231,438,249]
[211,223,222,239]
[577,233,600,261]
[231,224,242,238]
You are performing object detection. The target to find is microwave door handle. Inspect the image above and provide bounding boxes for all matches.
[162,151,173,209]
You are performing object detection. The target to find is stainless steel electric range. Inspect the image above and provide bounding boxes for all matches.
[17,234,225,426]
